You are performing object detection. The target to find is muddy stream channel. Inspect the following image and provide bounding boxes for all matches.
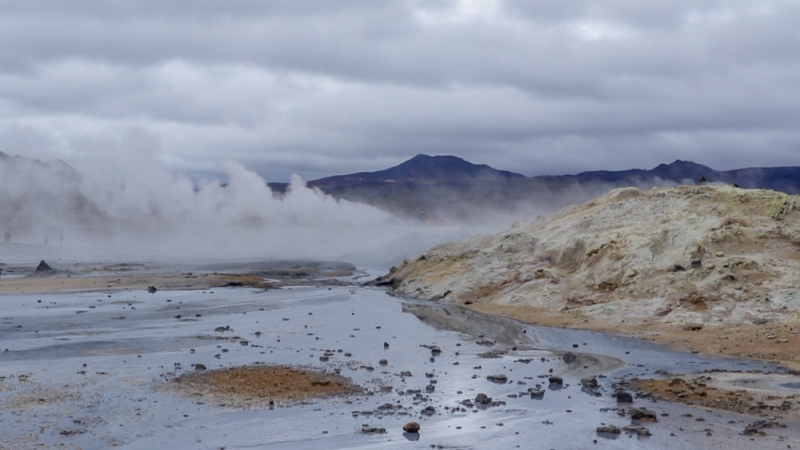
[1,281,799,449]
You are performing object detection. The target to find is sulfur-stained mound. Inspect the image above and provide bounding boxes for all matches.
[167,365,361,408]
[377,185,800,358]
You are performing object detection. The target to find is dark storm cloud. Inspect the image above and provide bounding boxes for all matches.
[0,0,798,181]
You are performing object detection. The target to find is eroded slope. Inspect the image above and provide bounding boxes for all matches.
[379,185,800,364]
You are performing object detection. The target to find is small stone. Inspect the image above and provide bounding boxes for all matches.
[403,422,420,433]
[630,407,658,422]
[596,425,620,434]
[622,425,651,436]
[475,393,492,404]
[615,391,634,403]
[487,374,508,383]
[529,389,545,399]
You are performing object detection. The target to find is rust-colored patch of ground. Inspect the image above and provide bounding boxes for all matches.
[630,374,800,420]
[168,365,361,407]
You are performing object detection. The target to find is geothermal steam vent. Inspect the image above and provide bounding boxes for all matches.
[379,185,800,331]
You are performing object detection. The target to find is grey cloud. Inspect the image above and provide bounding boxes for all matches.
[0,0,798,182]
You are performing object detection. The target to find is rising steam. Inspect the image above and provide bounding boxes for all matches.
[0,153,473,266]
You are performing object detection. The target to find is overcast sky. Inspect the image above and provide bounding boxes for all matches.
[1,0,798,181]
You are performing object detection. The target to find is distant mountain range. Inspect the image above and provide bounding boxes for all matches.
[3,149,800,227]
[271,155,800,224]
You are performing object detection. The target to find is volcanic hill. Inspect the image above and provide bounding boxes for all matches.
[377,185,800,366]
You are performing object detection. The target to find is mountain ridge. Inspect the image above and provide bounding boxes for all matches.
[270,155,800,224]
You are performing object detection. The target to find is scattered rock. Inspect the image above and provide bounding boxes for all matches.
[147,286,158,294]
[581,377,598,389]
[32,260,56,277]
[548,376,563,385]
[630,407,658,422]
[596,425,620,434]
[403,422,420,433]
[615,391,633,403]
[742,420,784,436]
[487,374,508,383]
[622,425,651,436]
[474,393,494,405]
[360,427,386,435]
[562,352,577,364]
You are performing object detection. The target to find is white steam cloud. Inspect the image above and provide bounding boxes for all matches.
[0,153,475,267]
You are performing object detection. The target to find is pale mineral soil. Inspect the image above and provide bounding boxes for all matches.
[381,185,800,370]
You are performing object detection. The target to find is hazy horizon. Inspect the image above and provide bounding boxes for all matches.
[0,1,798,183]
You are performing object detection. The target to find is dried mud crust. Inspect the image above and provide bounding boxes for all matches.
[465,303,800,370]
[630,373,800,421]
[0,272,273,295]
[167,365,362,408]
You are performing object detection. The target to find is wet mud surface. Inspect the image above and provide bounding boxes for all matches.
[1,283,800,448]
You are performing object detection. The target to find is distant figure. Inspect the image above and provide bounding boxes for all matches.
[3,232,9,244]
[59,231,64,246]
[43,234,49,246]
[698,176,707,185]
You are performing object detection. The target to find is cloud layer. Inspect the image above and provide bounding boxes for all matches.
[1,0,798,180]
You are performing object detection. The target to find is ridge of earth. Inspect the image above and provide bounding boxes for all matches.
[376,184,800,368]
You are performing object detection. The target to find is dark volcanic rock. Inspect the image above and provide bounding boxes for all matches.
[615,391,634,403]
[581,377,598,389]
[403,422,420,433]
[486,374,508,383]
[630,407,658,422]
[596,425,621,434]
[562,352,577,364]
[33,260,56,276]
[475,393,491,404]
[548,376,563,385]
[622,425,651,436]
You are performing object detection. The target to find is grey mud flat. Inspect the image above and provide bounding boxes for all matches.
[1,285,800,449]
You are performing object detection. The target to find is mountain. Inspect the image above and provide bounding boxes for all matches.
[275,156,800,224]
[308,154,524,188]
